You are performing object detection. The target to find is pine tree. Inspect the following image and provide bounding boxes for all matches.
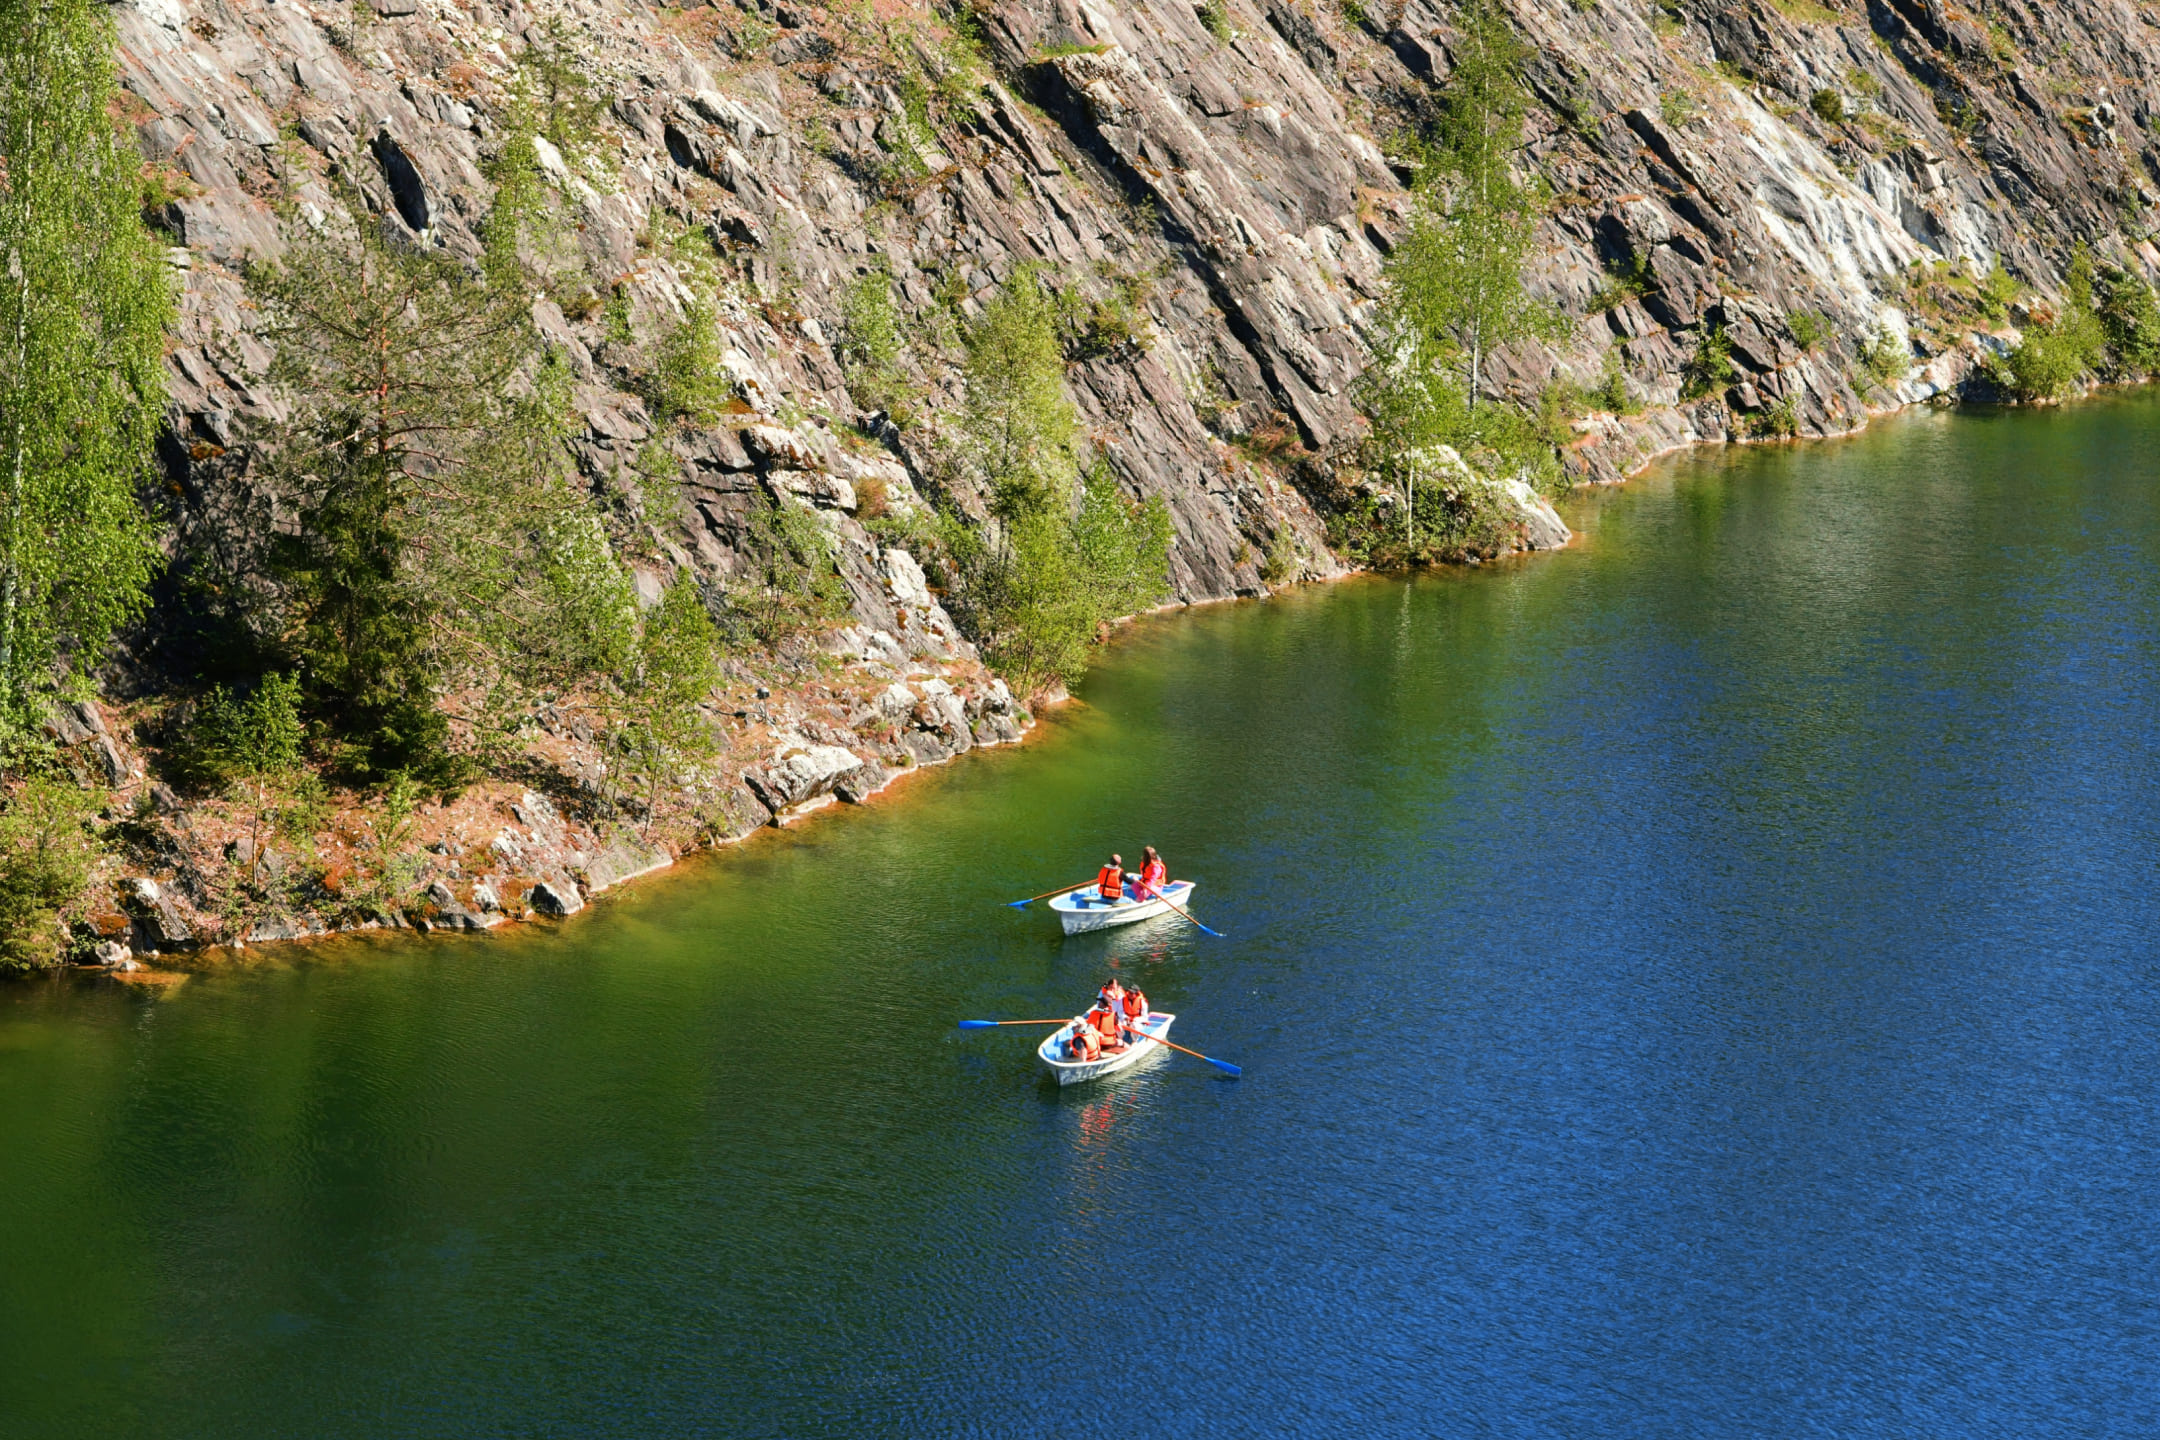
[249,193,634,782]
[0,0,172,733]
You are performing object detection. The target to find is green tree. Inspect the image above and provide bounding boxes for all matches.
[838,264,908,416]
[0,0,172,734]
[1987,249,2105,401]
[0,775,103,971]
[249,194,635,782]
[646,295,733,425]
[936,271,1172,697]
[614,579,722,832]
[2095,264,2160,376]
[197,672,305,861]
[958,267,1076,523]
[1355,0,1564,547]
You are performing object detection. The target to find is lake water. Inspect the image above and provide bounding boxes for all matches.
[5,399,2159,1438]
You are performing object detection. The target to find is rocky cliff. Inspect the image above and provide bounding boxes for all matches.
[79,0,2160,952]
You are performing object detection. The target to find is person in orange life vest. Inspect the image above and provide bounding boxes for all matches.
[1098,976,1127,1017]
[1067,1022,1101,1062]
[1120,983,1148,1031]
[1088,999,1127,1052]
[1095,854,1125,904]
[1127,846,1167,900]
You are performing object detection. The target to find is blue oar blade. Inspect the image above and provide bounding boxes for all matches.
[957,1019,999,1029]
[1005,899,1033,908]
[1207,1057,1242,1077]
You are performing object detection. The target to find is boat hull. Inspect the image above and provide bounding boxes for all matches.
[1046,881,1197,935]
[1038,1012,1175,1085]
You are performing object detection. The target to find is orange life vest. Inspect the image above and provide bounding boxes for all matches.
[1091,1005,1122,1041]
[1097,864,1123,900]
[1100,981,1126,1013]
[1137,859,1166,894]
[1121,988,1147,1022]
[1070,1026,1100,1061]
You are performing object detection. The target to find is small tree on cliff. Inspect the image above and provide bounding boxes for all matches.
[249,194,634,783]
[612,579,723,833]
[0,0,172,735]
[938,271,1172,699]
[1359,0,1563,541]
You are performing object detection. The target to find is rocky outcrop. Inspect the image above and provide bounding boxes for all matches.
[78,0,2160,957]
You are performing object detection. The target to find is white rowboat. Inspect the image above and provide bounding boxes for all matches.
[1045,880,1197,935]
[1038,1011,1176,1086]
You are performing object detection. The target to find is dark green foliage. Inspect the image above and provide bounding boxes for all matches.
[248,194,634,784]
[938,271,1172,697]
[2095,265,2160,376]
[191,672,305,855]
[1589,250,1651,312]
[942,462,1174,697]
[1745,399,1800,439]
[1680,322,1736,400]
[1810,89,1846,124]
[1198,0,1233,42]
[1787,310,1830,351]
[613,580,723,830]
[0,775,102,971]
[514,16,609,168]
[0,0,173,737]
[1592,348,1642,415]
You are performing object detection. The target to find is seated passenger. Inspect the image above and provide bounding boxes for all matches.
[1099,977,1127,1016]
[1128,846,1168,900]
[1120,984,1149,1029]
[1068,1024,1101,1062]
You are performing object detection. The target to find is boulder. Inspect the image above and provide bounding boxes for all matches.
[90,941,136,970]
[1500,479,1572,553]
[745,742,864,812]
[833,762,892,805]
[583,838,672,895]
[527,880,584,918]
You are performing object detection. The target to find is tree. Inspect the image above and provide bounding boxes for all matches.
[0,775,103,971]
[248,193,635,782]
[197,672,305,862]
[0,0,172,735]
[937,272,1173,697]
[1356,0,1562,544]
[958,266,1076,524]
[613,579,722,832]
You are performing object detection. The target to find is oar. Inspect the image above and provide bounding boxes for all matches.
[958,1018,1073,1029]
[1138,883,1224,938]
[1006,881,1093,908]
[1128,1023,1241,1077]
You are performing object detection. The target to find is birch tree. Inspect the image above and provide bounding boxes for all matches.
[0,0,171,734]
[1359,0,1561,546]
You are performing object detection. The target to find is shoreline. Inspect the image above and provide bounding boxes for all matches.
[58,374,2076,981]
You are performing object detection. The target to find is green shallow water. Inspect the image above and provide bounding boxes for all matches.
[4,397,2159,1437]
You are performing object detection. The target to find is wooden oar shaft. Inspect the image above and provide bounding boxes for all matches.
[1123,1023,1239,1074]
[1010,880,1096,905]
[987,1018,1073,1026]
[1137,882,1220,937]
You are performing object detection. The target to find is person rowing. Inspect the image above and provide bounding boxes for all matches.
[1087,995,1128,1053]
[1066,1020,1101,1062]
[1094,853,1125,905]
[1127,846,1167,901]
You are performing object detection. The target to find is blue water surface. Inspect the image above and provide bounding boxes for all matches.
[3,400,2157,1438]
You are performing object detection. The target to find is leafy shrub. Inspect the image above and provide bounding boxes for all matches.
[1810,88,1846,124]
[647,296,733,425]
[1680,321,1736,400]
[1859,325,1910,388]
[1745,399,1799,438]
[1197,0,1232,42]
[0,777,103,972]
[1978,260,2020,321]
[1787,310,1829,351]
[838,265,908,415]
